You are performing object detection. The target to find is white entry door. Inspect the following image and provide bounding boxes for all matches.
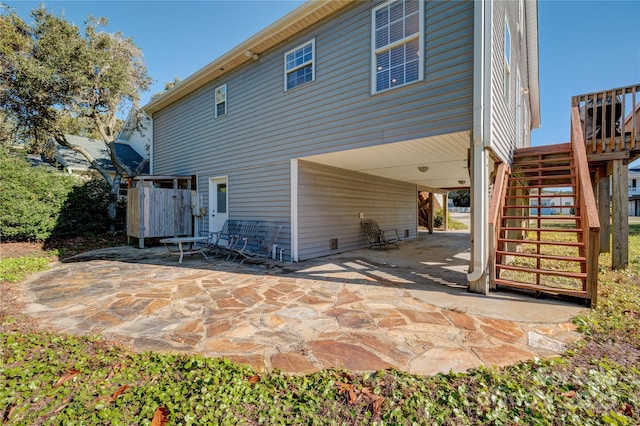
[209,176,228,237]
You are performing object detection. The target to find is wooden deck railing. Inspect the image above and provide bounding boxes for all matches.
[570,106,601,306]
[571,84,640,155]
[488,162,509,289]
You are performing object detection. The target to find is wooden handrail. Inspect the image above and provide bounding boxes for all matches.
[571,105,600,306]
[488,162,509,286]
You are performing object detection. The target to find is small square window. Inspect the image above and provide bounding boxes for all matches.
[284,39,315,91]
[215,84,227,118]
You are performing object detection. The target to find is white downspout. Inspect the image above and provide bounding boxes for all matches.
[290,158,299,262]
[467,0,491,289]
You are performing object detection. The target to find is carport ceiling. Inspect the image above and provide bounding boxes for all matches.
[300,131,470,190]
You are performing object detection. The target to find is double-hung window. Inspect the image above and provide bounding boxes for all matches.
[372,0,424,94]
[215,84,227,118]
[284,39,315,91]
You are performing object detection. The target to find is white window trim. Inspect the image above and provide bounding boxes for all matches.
[215,83,227,118]
[518,0,524,35]
[504,18,511,103]
[284,38,316,91]
[370,0,425,95]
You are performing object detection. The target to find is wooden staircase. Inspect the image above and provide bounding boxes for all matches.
[492,143,595,304]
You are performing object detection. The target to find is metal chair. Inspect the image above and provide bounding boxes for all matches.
[360,219,400,250]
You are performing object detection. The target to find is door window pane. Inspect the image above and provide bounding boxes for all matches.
[216,183,227,213]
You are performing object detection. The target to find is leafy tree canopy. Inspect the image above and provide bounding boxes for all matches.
[0,6,152,229]
[450,189,470,207]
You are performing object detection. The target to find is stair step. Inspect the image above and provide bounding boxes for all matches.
[510,165,574,174]
[513,142,573,157]
[493,278,589,299]
[514,152,573,164]
[509,174,576,181]
[500,215,579,220]
[505,194,575,199]
[500,226,581,232]
[507,205,579,210]
[512,156,573,165]
[496,264,587,279]
[498,238,585,247]
[513,143,572,157]
[495,250,586,263]
[508,184,575,191]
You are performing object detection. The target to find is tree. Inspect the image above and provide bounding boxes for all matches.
[450,190,470,207]
[0,7,151,231]
[0,109,16,146]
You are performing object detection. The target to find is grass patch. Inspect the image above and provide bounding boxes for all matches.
[0,255,54,283]
[447,217,468,230]
[1,233,639,424]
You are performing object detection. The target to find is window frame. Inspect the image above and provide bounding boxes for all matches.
[370,0,425,95]
[504,18,511,102]
[214,83,227,118]
[519,0,524,35]
[284,38,316,91]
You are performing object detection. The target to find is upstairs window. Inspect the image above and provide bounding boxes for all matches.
[519,0,524,34]
[215,84,227,118]
[504,19,511,102]
[372,0,424,93]
[285,39,315,91]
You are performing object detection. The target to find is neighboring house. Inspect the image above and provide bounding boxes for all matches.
[116,112,152,162]
[143,0,540,292]
[54,134,149,192]
[630,166,640,216]
[529,190,574,215]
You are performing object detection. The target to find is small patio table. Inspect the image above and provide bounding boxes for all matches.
[159,236,209,263]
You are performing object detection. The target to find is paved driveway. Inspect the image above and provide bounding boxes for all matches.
[20,231,585,375]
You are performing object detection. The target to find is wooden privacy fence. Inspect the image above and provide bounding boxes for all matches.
[127,177,194,248]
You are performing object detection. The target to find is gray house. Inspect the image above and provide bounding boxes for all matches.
[144,0,540,294]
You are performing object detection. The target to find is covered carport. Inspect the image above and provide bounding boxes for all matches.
[290,130,474,274]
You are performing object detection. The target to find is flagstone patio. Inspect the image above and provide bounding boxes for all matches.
[19,231,585,376]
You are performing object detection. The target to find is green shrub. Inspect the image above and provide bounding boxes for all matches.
[51,177,112,238]
[0,147,112,241]
[434,209,468,230]
[0,148,76,241]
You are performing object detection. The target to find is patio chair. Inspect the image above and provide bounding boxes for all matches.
[360,219,400,250]
[207,220,260,257]
[230,224,282,264]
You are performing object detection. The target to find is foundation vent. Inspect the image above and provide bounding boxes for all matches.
[404,229,410,238]
[330,238,338,250]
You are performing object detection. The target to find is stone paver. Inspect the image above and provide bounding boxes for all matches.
[18,232,586,375]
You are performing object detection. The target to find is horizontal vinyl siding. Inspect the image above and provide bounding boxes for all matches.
[298,161,417,260]
[153,0,474,173]
[201,162,292,258]
[152,0,473,260]
[490,0,528,163]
